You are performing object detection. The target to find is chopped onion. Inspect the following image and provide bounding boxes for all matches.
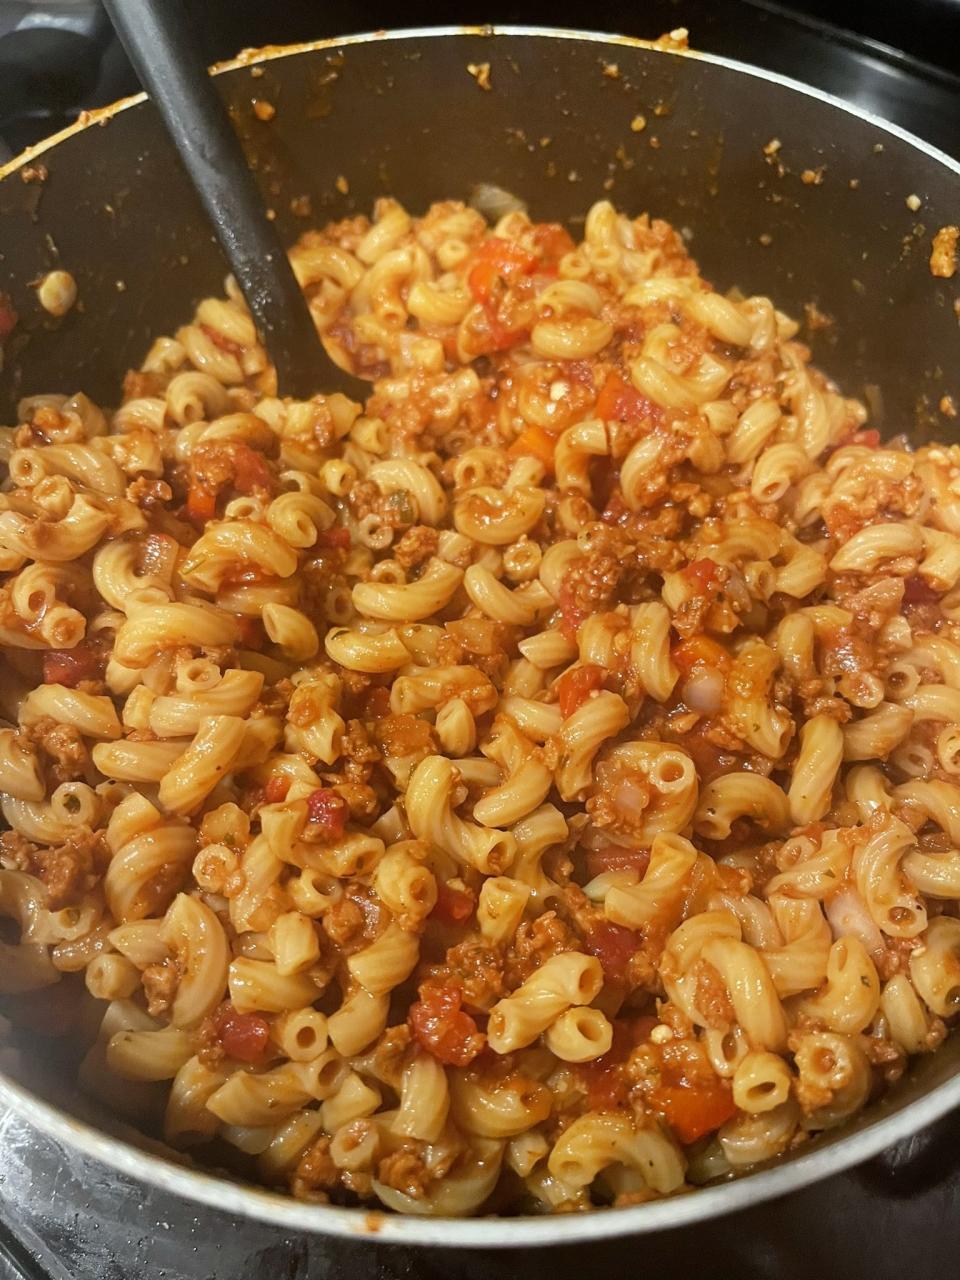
[683,667,725,715]
[612,777,650,821]
[469,183,528,223]
[825,887,885,958]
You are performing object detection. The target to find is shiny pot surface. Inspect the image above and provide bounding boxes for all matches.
[0,26,959,1248]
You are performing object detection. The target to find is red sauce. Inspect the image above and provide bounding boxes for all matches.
[42,645,100,687]
[583,919,639,982]
[555,663,605,718]
[409,978,485,1066]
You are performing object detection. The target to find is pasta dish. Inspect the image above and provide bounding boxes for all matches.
[1,197,958,1217]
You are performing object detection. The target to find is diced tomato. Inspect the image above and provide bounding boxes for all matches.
[557,582,590,642]
[199,322,244,356]
[648,1076,737,1145]
[583,919,639,982]
[530,222,577,265]
[682,558,723,594]
[852,428,881,448]
[232,443,274,494]
[305,789,348,838]
[0,295,18,343]
[903,574,940,604]
[317,524,352,551]
[185,481,218,525]
[555,663,605,718]
[42,645,99,687]
[264,775,291,804]
[467,237,539,304]
[508,423,558,473]
[431,883,477,925]
[672,634,732,676]
[595,372,660,427]
[216,1005,271,1063]
[409,978,485,1066]
[584,846,651,880]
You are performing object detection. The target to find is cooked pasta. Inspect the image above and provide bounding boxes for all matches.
[2,196,959,1221]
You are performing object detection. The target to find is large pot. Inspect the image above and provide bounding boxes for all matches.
[0,25,959,1250]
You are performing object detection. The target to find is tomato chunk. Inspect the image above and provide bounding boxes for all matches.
[317,525,351,551]
[583,919,639,982]
[852,427,881,448]
[555,663,605,718]
[431,883,476,924]
[467,237,539,304]
[264,775,291,804]
[409,978,485,1066]
[305,789,348,838]
[682,558,723,594]
[508,424,558,473]
[231,443,274,494]
[672,634,732,676]
[217,1005,271,1063]
[42,645,99,687]
[648,1077,737,1145]
[185,481,218,525]
[595,372,660,427]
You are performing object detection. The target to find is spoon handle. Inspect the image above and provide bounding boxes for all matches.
[102,0,325,399]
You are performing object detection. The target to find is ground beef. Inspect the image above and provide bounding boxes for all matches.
[23,716,89,783]
[367,1024,413,1090]
[374,1148,434,1200]
[142,958,179,1018]
[291,1135,338,1202]
[374,714,437,759]
[691,958,735,1028]
[122,368,168,400]
[503,912,580,987]
[392,525,440,570]
[0,828,103,910]
[348,479,417,530]
[340,719,381,785]
[435,940,505,1009]
[322,884,385,954]
[126,475,173,510]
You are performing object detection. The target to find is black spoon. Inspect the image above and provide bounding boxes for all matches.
[102,0,362,401]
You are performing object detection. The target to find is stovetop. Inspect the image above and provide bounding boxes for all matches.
[1,2,959,1277]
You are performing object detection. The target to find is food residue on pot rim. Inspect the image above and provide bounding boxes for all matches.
[930,225,959,279]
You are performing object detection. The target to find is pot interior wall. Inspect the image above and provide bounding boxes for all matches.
[0,31,957,431]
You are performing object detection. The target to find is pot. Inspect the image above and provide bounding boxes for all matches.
[0,25,958,1249]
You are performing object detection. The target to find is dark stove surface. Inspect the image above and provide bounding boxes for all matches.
[1,2,959,1277]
